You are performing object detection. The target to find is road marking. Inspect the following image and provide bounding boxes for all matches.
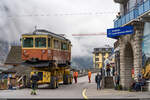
[82,88,88,99]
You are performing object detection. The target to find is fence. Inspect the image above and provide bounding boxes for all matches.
[114,0,150,28]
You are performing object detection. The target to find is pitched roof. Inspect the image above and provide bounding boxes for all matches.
[0,65,13,71]
[4,46,22,65]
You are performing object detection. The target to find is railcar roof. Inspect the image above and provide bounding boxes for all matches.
[22,29,70,42]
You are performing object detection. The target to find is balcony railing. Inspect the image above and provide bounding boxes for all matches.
[114,0,150,28]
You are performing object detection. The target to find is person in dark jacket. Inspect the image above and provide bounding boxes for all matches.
[114,72,120,90]
[106,64,111,76]
[95,72,102,90]
[112,66,115,76]
[30,72,39,95]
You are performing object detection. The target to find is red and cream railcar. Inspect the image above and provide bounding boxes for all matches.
[21,29,71,66]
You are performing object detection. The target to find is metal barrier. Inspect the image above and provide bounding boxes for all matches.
[114,0,150,28]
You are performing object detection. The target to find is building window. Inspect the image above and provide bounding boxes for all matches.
[95,53,99,56]
[95,58,99,61]
[95,48,99,51]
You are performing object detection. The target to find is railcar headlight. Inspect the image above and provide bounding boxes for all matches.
[48,50,51,54]
[42,50,45,53]
[24,50,26,53]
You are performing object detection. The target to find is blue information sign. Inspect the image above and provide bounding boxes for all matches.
[107,26,134,39]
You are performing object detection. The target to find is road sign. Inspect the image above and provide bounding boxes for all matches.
[107,26,134,39]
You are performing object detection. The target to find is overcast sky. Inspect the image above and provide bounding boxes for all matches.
[0,0,119,57]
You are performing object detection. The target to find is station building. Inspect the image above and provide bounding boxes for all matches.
[93,47,114,69]
[109,0,150,89]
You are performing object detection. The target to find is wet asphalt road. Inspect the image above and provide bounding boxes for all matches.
[0,74,96,99]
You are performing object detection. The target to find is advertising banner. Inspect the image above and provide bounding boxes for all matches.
[142,22,150,77]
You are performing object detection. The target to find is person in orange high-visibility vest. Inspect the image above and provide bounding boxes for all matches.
[88,70,92,83]
[73,71,76,83]
[73,71,78,83]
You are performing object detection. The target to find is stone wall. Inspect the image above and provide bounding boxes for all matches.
[119,22,144,89]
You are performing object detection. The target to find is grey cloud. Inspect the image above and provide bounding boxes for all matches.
[0,0,118,57]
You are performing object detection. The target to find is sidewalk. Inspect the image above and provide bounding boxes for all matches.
[85,82,150,99]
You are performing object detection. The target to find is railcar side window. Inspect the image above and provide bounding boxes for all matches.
[48,38,51,48]
[23,37,33,47]
[54,40,60,49]
[61,42,68,50]
[35,37,46,48]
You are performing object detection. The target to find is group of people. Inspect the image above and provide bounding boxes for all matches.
[131,74,146,91]
[105,64,115,77]
[73,70,92,84]
[30,69,146,95]
[73,70,120,90]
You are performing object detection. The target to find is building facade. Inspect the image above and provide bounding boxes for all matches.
[112,0,150,89]
[93,47,114,69]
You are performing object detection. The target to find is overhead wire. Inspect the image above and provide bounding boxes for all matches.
[0,11,117,18]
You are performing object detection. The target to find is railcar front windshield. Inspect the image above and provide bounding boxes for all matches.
[35,37,46,48]
[23,37,33,47]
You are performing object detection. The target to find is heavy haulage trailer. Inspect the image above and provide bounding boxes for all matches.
[21,29,73,89]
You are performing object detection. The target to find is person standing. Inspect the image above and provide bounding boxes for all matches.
[30,72,39,95]
[106,64,111,76]
[112,66,115,76]
[114,72,120,90]
[73,71,78,83]
[7,77,12,90]
[88,70,92,83]
[73,71,76,83]
[95,72,102,90]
